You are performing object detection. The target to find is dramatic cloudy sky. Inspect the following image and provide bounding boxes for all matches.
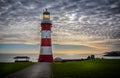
[0,0,120,54]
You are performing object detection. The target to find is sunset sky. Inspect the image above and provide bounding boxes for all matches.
[0,0,120,55]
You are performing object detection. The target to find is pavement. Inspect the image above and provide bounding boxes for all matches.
[5,62,52,78]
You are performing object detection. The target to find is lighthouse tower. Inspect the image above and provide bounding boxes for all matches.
[38,9,53,62]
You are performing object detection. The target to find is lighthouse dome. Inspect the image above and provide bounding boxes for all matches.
[43,8,50,14]
[43,10,50,14]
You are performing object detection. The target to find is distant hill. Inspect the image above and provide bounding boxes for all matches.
[104,51,120,56]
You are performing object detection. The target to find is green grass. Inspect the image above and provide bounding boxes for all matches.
[0,62,35,78]
[52,59,120,78]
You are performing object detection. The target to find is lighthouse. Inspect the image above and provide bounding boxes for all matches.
[38,9,53,62]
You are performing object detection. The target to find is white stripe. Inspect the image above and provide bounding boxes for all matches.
[40,46,52,54]
[41,30,51,38]
[42,19,52,23]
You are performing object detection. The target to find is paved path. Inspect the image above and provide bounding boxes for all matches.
[5,63,52,78]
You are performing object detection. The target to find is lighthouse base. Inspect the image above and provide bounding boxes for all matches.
[38,55,53,62]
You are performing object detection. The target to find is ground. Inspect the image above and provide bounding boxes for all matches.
[1,59,120,78]
[52,59,120,78]
[0,62,35,78]
[5,63,52,78]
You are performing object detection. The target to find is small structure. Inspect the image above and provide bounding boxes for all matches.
[87,55,95,60]
[54,57,62,62]
[91,55,95,59]
[14,56,30,62]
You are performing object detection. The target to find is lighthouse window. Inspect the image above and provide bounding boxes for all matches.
[43,14,50,19]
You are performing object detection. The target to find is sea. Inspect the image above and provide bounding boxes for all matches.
[0,54,120,62]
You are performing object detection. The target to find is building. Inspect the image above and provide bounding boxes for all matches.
[38,9,53,62]
[14,56,30,62]
[54,57,62,62]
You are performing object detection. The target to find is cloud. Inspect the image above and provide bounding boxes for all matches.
[0,0,120,53]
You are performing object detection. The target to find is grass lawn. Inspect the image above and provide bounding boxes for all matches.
[0,62,35,78]
[52,59,120,78]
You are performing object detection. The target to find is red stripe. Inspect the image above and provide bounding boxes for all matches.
[41,38,51,46]
[41,26,51,30]
[38,55,53,62]
[41,23,52,30]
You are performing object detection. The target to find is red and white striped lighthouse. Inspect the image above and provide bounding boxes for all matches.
[38,9,53,62]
